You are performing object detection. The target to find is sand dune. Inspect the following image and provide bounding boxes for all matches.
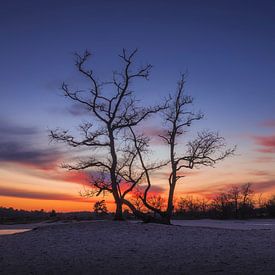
[0,221,274,274]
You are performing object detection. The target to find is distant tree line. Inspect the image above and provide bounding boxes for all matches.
[1,184,274,223]
[174,183,275,219]
[0,208,94,224]
[0,208,50,223]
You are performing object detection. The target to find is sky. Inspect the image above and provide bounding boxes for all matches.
[0,0,275,212]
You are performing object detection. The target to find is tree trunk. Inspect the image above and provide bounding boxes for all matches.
[122,199,172,224]
[114,199,124,220]
[159,215,172,225]
[165,182,176,225]
[108,126,124,221]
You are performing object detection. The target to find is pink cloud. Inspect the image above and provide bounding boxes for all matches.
[248,170,271,177]
[253,135,275,153]
[157,170,200,180]
[142,127,167,137]
[135,125,167,145]
[261,119,275,128]
[252,180,275,193]
[254,156,274,163]
[134,184,166,196]
[59,170,91,186]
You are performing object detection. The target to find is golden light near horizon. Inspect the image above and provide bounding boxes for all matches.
[0,0,274,215]
[1,1,275,275]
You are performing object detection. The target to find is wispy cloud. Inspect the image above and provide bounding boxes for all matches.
[48,103,90,117]
[178,180,275,198]
[0,186,89,202]
[260,119,275,128]
[0,121,37,136]
[137,184,166,195]
[254,156,274,163]
[248,170,272,177]
[141,126,167,137]
[0,141,62,169]
[136,124,167,145]
[253,135,275,153]
[252,180,275,193]
[67,103,90,116]
[57,170,91,186]
[157,170,200,180]
[0,120,62,170]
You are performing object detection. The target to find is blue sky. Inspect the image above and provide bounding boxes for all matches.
[1,1,274,130]
[0,0,274,210]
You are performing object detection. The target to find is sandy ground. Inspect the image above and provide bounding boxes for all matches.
[172,219,275,230]
[0,220,78,230]
[0,221,274,275]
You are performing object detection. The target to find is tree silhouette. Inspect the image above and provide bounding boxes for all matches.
[93,200,108,215]
[266,195,275,217]
[177,196,209,218]
[211,183,254,219]
[50,49,166,220]
[120,75,235,224]
[51,49,235,224]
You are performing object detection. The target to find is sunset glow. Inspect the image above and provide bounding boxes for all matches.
[1,1,274,212]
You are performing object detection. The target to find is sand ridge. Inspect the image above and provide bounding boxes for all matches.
[0,221,274,274]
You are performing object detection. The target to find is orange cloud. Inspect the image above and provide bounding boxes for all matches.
[248,170,272,177]
[252,180,275,193]
[0,186,88,202]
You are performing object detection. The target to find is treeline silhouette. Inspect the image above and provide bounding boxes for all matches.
[174,184,275,219]
[0,208,96,224]
[0,208,52,223]
[1,184,274,223]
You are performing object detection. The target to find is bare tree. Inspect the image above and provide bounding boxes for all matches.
[119,74,235,224]
[177,196,198,214]
[212,192,232,218]
[50,49,166,220]
[211,183,254,219]
[93,200,108,215]
[148,195,165,212]
[229,186,241,218]
[265,195,275,217]
[131,195,145,212]
[176,196,209,218]
[50,50,234,223]
[239,183,254,218]
[241,183,254,205]
[118,131,169,222]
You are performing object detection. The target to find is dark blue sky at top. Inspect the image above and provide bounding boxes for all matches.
[0,0,274,145]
